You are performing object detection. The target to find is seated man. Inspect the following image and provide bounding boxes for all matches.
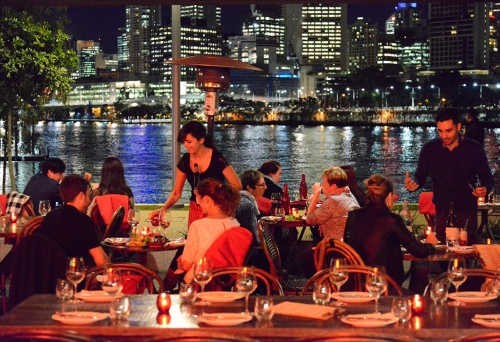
[23,157,66,215]
[36,174,109,267]
[235,169,266,247]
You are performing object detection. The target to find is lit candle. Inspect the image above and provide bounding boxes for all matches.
[157,292,171,314]
[412,294,424,315]
[292,208,298,215]
[487,238,492,245]
[156,313,171,326]
[9,212,17,223]
[141,227,149,237]
[425,226,432,235]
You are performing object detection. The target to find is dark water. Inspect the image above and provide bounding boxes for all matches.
[4,122,500,204]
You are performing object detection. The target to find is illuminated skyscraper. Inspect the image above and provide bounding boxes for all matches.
[117,28,129,72]
[126,5,161,75]
[348,17,378,71]
[76,40,101,78]
[181,5,221,29]
[489,3,500,71]
[243,5,284,57]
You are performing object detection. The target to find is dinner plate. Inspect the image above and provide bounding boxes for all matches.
[197,313,252,326]
[75,290,124,302]
[448,292,497,303]
[261,216,281,222]
[52,311,108,324]
[448,246,475,254]
[472,315,500,327]
[330,292,375,303]
[197,291,245,302]
[341,315,397,328]
[104,237,129,246]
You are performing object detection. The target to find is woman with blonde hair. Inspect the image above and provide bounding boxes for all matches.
[344,174,437,285]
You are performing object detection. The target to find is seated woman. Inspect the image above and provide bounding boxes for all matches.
[176,178,240,284]
[341,165,369,208]
[344,174,437,286]
[306,166,360,240]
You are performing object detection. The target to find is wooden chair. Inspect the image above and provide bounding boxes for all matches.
[207,266,284,296]
[102,206,125,240]
[15,216,44,244]
[423,268,497,296]
[451,332,500,342]
[146,332,259,342]
[419,192,435,228]
[294,332,421,342]
[0,329,96,341]
[313,238,365,272]
[257,219,307,294]
[1,193,35,217]
[85,262,163,294]
[90,194,130,241]
[300,265,404,296]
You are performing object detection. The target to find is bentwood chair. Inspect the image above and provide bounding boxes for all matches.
[85,262,164,294]
[300,265,404,296]
[0,330,97,341]
[295,332,422,342]
[146,332,259,342]
[313,238,365,272]
[423,268,497,296]
[15,216,44,244]
[452,332,500,342]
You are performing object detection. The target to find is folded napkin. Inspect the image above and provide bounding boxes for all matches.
[345,312,395,320]
[273,301,335,320]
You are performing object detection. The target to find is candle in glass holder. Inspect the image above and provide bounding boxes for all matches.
[156,313,171,325]
[292,208,298,215]
[157,292,171,313]
[425,226,432,235]
[487,238,492,245]
[141,227,149,237]
[412,294,424,315]
[9,212,17,223]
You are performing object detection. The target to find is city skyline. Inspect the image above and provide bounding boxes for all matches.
[66,4,398,54]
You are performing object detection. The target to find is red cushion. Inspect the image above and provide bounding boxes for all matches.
[419,192,436,215]
[95,195,130,228]
[0,194,7,216]
[204,227,253,270]
[256,197,272,215]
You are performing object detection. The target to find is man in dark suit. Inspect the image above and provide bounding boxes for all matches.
[464,107,485,146]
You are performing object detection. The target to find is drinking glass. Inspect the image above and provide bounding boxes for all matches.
[312,279,331,305]
[236,266,258,316]
[179,282,197,304]
[193,257,212,306]
[66,257,85,304]
[39,200,51,216]
[448,257,467,306]
[275,207,285,219]
[391,298,412,323]
[329,258,349,307]
[270,193,281,215]
[458,228,468,246]
[430,281,449,305]
[365,267,388,313]
[110,297,130,321]
[127,209,140,231]
[55,279,73,301]
[102,266,123,299]
[254,297,274,322]
[159,208,172,235]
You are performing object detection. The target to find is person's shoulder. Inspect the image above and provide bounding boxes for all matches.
[462,136,483,149]
[422,137,441,148]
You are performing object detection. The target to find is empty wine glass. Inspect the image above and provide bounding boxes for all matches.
[39,200,51,216]
[430,281,449,305]
[236,266,258,316]
[66,257,85,304]
[159,209,172,236]
[329,258,349,307]
[102,266,123,300]
[312,279,331,305]
[56,279,73,301]
[391,298,412,323]
[254,297,274,322]
[448,257,467,306]
[365,266,387,313]
[127,209,140,231]
[193,257,212,306]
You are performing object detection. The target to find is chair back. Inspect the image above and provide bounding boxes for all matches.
[300,265,404,296]
[85,262,163,294]
[314,238,365,272]
[102,206,125,240]
[257,219,283,280]
[208,266,284,296]
[6,192,35,216]
[203,227,253,270]
[423,268,497,296]
[451,332,500,342]
[294,332,421,342]
[0,330,95,341]
[419,192,435,228]
[146,332,260,342]
[16,216,44,244]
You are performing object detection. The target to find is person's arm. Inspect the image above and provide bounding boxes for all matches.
[396,216,435,257]
[405,144,431,192]
[475,147,494,196]
[148,168,186,220]
[223,165,242,191]
[89,246,110,265]
[306,182,322,223]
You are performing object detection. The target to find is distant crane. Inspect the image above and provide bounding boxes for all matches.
[250,4,262,17]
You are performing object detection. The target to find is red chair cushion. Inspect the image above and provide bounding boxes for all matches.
[204,227,253,270]
[256,197,272,216]
[95,195,129,228]
[418,192,436,215]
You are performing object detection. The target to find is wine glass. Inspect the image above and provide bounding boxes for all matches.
[329,258,349,307]
[102,266,123,300]
[66,257,85,304]
[448,257,467,306]
[39,200,51,216]
[127,209,140,231]
[270,193,281,215]
[236,266,258,316]
[365,267,387,313]
[193,257,212,306]
[56,279,73,301]
[159,209,172,236]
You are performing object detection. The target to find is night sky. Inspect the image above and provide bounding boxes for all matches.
[66,4,399,54]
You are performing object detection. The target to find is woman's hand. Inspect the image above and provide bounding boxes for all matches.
[425,232,438,246]
[148,209,162,221]
[311,182,322,196]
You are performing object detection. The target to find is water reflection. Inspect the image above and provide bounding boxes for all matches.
[0,123,498,204]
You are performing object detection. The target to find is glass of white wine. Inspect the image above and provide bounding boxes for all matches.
[127,208,140,231]
[193,257,212,306]
[66,257,85,304]
[329,258,349,307]
[102,266,123,299]
[365,266,387,313]
[236,267,258,316]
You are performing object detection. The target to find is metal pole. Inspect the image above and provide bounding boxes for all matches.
[411,88,415,109]
[171,5,181,189]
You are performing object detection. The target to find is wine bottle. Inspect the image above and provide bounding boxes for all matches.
[401,199,412,232]
[281,183,291,215]
[447,202,456,228]
[299,174,308,200]
[446,202,457,246]
[193,163,201,189]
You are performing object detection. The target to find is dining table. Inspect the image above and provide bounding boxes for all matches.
[0,216,35,245]
[101,239,183,267]
[1,293,500,341]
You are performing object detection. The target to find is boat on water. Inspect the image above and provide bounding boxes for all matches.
[0,147,49,162]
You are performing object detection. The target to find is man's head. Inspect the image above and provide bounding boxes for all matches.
[60,175,91,213]
[436,108,462,150]
[241,169,266,198]
[466,107,478,123]
[42,158,66,182]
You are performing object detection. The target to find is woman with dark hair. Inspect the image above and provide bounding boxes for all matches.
[259,160,282,198]
[340,165,369,207]
[343,174,437,285]
[150,121,241,227]
[91,157,133,201]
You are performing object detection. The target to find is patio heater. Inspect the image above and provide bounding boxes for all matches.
[166,55,262,136]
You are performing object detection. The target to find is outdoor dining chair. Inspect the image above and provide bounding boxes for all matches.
[313,238,365,272]
[0,329,96,342]
[423,268,497,296]
[146,332,259,342]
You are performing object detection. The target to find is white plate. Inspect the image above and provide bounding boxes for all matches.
[75,290,124,303]
[197,313,252,326]
[197,291,245,302]
[448,246,475,254]
[52,311,108,325]
[341,315,397,328]
[261,216,281,222]
[168,241,186,248]
[104,238,129,245]
[472,315,500,327]
[448,292,497,303]
[331,292,375,303]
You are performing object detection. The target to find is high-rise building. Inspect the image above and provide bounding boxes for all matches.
[377,33,399,67]
[126,5,161,75]
[228,35,279,74]
[180,5,221,29]
[428,2,489,71]
[76,40,101,78]
[301,4,348,73]
[385,12,396,35]
[242,5,285,58]
[349,17,378,71]
[489,3,500,71]
[117,28,129,72]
